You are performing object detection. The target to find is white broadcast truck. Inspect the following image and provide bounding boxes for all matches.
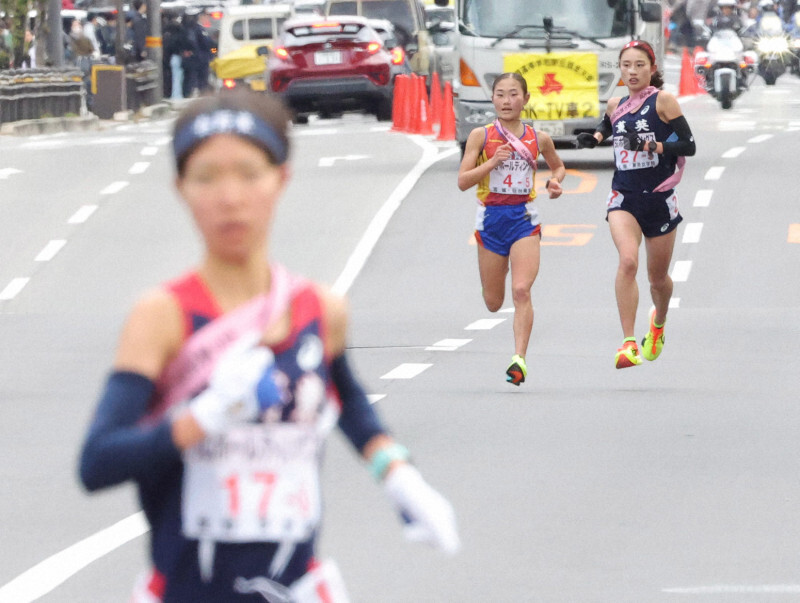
[435,0,664,150]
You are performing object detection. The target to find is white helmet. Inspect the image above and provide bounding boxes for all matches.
[758,0,776,9]
[717,0,736,7]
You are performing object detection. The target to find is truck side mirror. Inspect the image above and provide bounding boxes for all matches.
[433,0,449,6]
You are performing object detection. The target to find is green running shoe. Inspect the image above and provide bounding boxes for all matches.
[506,354,527,385]
[641,309,665,361]
[615,338,642,369]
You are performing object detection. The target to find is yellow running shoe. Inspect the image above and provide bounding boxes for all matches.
[641,309,665,361]
[615,338,642,369]
[506,354,527,385]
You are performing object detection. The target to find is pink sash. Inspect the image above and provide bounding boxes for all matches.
[611,86,686,193]
[493,119,538,169]
[144,263,295,423]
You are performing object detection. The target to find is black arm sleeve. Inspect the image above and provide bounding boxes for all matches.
[79,371,181,492]
[595,113,613,141]
[661,115,696,157]
[332,353,387,453]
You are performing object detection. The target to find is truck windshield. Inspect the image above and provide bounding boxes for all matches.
[463,0,629,39]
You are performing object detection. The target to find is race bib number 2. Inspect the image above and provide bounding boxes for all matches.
[182,424,322,543]
[614,133,658,171]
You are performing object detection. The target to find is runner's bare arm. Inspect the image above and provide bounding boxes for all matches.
[537,131,566,198]
[656,90,684,122]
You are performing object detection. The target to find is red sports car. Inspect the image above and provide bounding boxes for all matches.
[268,15,403,121]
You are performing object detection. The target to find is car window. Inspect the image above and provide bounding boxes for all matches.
[359,1,415,34]
[328,1,358,16]
[276,17,288,35]
[248,17,274,40]
[232,19,245,41]
[283,21,377,46]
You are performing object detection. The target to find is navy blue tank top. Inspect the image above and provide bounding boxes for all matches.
[611,92,678,194]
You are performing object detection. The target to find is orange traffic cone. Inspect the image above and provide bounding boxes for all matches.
[678,47,700,96]
[429,71,442,128]
[391,74,410,132]
[415,75,434,135]
[436,81,456,141]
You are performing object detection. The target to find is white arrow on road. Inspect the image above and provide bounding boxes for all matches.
[317,154,370,167]
[0,168,22,180]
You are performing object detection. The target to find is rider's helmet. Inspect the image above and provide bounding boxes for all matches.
[758,0,777,12]
[717,0,736,8]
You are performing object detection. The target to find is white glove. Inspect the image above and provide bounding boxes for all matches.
[384,464,460,555]
[190,330,274,435]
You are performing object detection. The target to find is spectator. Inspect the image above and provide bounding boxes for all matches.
[163,12,190,99]
[181,7,213,97]
[98,13,118,58]
[130,0,148,62]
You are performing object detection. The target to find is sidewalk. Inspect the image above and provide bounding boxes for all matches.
[0,100,184,136]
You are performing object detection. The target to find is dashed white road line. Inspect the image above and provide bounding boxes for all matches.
[380,363,432,379]
[721,146,745,158]
[747,133,773,143]
[671,260,692,282]
[0,278,30,301]
[100,181,129,195]
[704,166,725,180]
[128,162,150,175]
[140,146,159,156]
[681,223,703,244]
[425,339,472,352]
[465,318,506,330]
[68,205,98,224]
[693,189,713,207]
[34,240,66,262]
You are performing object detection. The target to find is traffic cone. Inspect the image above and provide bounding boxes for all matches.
[429,71,442,128]
[436,80,456,141]
[416,75,434,135]
[678,47,700,96]
[391,74,410,132]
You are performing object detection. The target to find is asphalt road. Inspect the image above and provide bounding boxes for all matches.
[1,59,799,602]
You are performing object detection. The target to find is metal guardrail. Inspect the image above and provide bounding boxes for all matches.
[0,68,84,124]
[0,61,160,124]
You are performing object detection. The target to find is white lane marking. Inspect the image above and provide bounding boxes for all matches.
[425,338,472,351]
[663,584,800,594]
[34,240,67,262]
[704,166,725,180]
[140,146,158,156]
[129,162,150,175]
[294,128,338,136]
[682,223,703,243]
[693,189,713,207]
[718,120,755,131]
[500,307,514,313]
[0,167,23,179]
[669,297,680,308]
[748,133,773,143]
[465,318,506,330]
[367,394,386,404]
[0,512,148,603]
[721,146,745,158]
[318,154,370,167]
[0,278,30,301]
[100,181,129,195]
[671,260,692,282]
[68,205,98,224]
[153,136,171,146]
[332,138,459,295]
[380,363,432,379]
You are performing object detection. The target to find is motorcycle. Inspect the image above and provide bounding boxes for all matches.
[694,29,758,109]
[753,12,792,84]
[788,11,800,77]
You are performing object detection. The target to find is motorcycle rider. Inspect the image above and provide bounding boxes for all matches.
[711,0,744,31]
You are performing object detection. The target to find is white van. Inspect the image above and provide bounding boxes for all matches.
[216,4,293,59]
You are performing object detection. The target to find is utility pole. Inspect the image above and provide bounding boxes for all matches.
[45,0,63,66]
[145,0,163,102]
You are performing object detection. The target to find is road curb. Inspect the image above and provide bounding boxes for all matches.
[0,102,175,136]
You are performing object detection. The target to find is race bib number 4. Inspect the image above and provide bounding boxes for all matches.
[182,424,322,543]
[489,159,532,195]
